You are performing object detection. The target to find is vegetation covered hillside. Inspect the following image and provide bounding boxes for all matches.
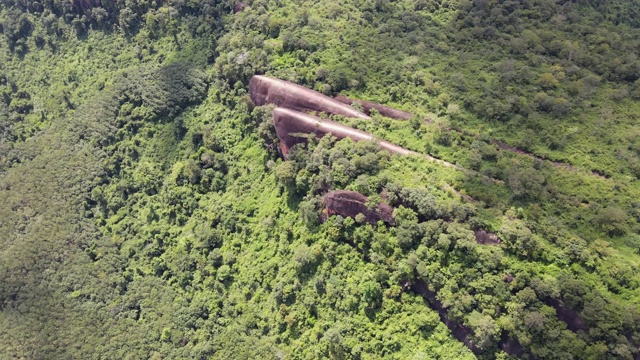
[1,0,639,359]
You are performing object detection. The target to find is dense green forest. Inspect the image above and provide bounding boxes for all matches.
[1,0,640,358]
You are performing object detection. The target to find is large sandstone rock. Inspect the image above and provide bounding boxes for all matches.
[233,2,249,13]
[474,230,501,245]
[272,107,416,156]
[335,95,412,120]
[249,75,370,119]
[322,190,395,225]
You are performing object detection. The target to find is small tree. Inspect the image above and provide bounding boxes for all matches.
[538,73,559,89]
[274,161,297,186]
[467,311,500,350]
[595,206,628,236]
[299,196,321,225]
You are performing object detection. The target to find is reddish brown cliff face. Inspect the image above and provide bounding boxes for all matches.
[249,76,370,119]
[335,95,413,120]
[272,108,416,156]
[322,190,395,225]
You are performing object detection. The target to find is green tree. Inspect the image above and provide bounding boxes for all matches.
[467,311,500,350]
[595,206,628,236]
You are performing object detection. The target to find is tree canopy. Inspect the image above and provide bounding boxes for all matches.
[1,0,640,359]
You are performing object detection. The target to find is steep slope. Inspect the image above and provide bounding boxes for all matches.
[1,0,640,359]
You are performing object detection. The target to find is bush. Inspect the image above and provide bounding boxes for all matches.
[595,206,628,236]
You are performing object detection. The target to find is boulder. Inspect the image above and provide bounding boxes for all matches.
[233,2,249,13]
[249,75,370,119]
[474,230,501,245]
[323,190,395,225]
[272,107,416,156]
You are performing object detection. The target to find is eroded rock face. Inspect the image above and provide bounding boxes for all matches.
[249,76,370,119]
[272,107,416,156]
[233,2,249,13]
[335,95,413,120]
[544,298,589,333]
[411,279,524,357]
[323,190,395,225]
[475,230,501,245]
[410,279,481,354]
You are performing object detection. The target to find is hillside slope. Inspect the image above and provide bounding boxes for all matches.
[1,0,639,359]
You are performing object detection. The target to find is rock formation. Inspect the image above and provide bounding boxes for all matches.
[474,230,501,245]
[543,298,589,333]
[249,75,370,119]
[272,107,416,156]
[323,190,395,225]
[233,2,249,13]
[411,278,524,357]
[335,95,413,120]
[252,76,466,172]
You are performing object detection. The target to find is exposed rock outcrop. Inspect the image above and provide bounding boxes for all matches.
[335,95,412,120]
[410,278,525,357]
[233,2,249,13]
[474,230,501,245]
[543,298,589,332]
[249,75,370,119]
[323,190,395,225]
[272,107,416,156]
[410,279,481,354]
[251,76,463,170]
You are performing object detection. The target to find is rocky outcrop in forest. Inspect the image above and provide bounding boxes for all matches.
[272,107,415,156]
[322,190,395,225]
[249,75,370,119]
[474,230,501,245]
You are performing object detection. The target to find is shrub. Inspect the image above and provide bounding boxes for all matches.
[596,206,628,236]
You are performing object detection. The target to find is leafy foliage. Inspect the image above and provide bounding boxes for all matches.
[1,0,640,359]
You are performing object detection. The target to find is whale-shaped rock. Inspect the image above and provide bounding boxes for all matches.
[272,107,416,156]
[249,75,370,119]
